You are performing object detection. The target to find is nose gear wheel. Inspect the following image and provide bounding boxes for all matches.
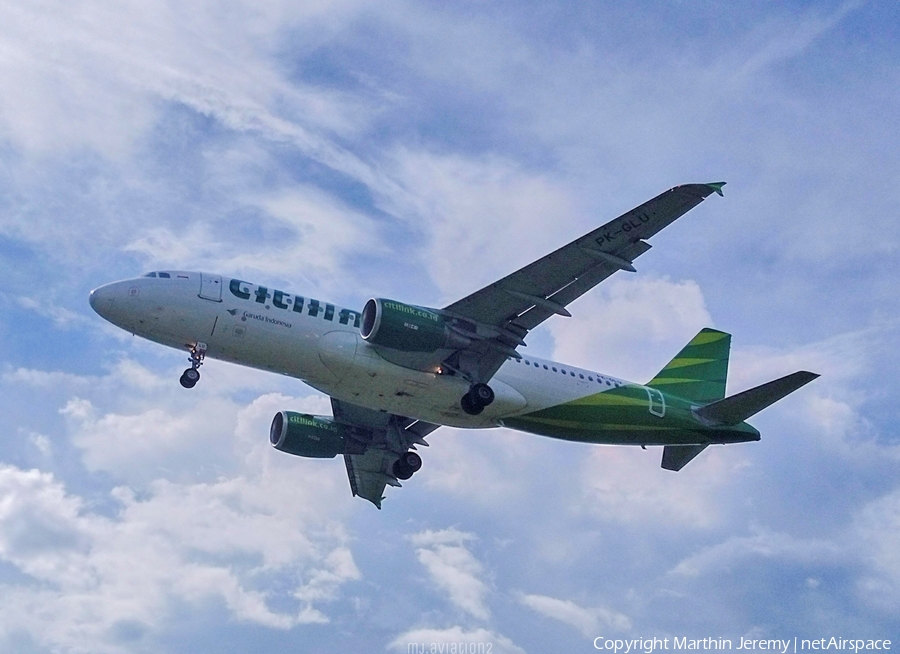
[179,342,207,388]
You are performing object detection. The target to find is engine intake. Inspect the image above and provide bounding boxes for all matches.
[360,298,471,353]
[270,411,359,458]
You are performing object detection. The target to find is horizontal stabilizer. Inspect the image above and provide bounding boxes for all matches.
[661,444,708,471]
[694,371,819,425]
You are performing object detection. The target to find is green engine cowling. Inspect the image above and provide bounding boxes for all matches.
[270,412,355,458]
[360,298,471,352]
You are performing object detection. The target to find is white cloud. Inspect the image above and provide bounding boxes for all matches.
[0,462,359,651]
[60,396,240,484]
[409,528,491,620]
[420,428,536,506]
[384,149,579,305]
[578,445,740,528]
[15,295,93,329]
[852,487,900,614]
[668,530,843,578]
[519,593,631,637]
[0,0,376,158]
[388,626,526,654]
[123,185,386,290]
[27,431,53,456]
[549,276,712,383]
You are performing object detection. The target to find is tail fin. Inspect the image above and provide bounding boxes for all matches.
[693,371,819,425]
[647,328,731,403]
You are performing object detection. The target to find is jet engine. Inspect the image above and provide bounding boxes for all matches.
[270,411,360,458]
[360,298,471,353]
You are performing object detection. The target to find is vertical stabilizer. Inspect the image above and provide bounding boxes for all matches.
[647,328,730,403]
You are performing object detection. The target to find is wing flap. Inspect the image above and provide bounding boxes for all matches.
[344,449,398,509]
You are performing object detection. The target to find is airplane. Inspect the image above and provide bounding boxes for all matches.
[89,182,818,508]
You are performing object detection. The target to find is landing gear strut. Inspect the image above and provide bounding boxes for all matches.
[179,342,207,389]
[460,383,495,416]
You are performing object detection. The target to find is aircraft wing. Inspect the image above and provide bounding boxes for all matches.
[332,398,440,508]
[343,448,397,509]
[442,183,725,381]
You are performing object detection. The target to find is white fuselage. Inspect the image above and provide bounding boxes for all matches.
[89,271,627,429]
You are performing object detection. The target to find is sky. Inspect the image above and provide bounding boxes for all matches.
[0,0,898,652]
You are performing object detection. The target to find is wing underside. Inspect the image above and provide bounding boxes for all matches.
[441,183,725,382]
[332,398,440,508]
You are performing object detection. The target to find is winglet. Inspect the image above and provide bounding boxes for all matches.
[705,181,726,197]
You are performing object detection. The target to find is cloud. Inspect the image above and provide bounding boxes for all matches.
[61,397,241,483]
[123,185,386,290]
[0,462,359,651]
[388,626,526,654]
[668,530,844,579]
[409,528,491,620]
[519,593,631,637]
[0,0,376,158]
[420,428,536,506]
[578,445,740,528]
[383,149,579,305]
[852,487,900,614]
[549,275,713,382]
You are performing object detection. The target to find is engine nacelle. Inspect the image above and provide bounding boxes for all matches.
[270,411,350,458]
[360,298,470,353]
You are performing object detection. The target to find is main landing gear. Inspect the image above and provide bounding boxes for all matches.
[393,451,423,481]
[179,342,207,389]
[460,383,495,416]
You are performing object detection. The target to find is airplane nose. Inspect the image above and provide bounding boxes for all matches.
[89,283,116,320]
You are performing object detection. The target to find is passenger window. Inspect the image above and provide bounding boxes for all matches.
[552,367,557,372]
[560,369,566,374]
[588,376,593,382]
[543,364,548,370]
[579,374,584,379]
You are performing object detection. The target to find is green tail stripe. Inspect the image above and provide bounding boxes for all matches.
[647,328,730,403]
[658,357,717,370]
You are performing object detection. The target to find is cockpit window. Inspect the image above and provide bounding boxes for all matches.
[159,272,171,278]
[144,272,157,277]
[143,271,172,278]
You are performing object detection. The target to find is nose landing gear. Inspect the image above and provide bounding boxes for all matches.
[179,342,207,389]
[460,383,495,416]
